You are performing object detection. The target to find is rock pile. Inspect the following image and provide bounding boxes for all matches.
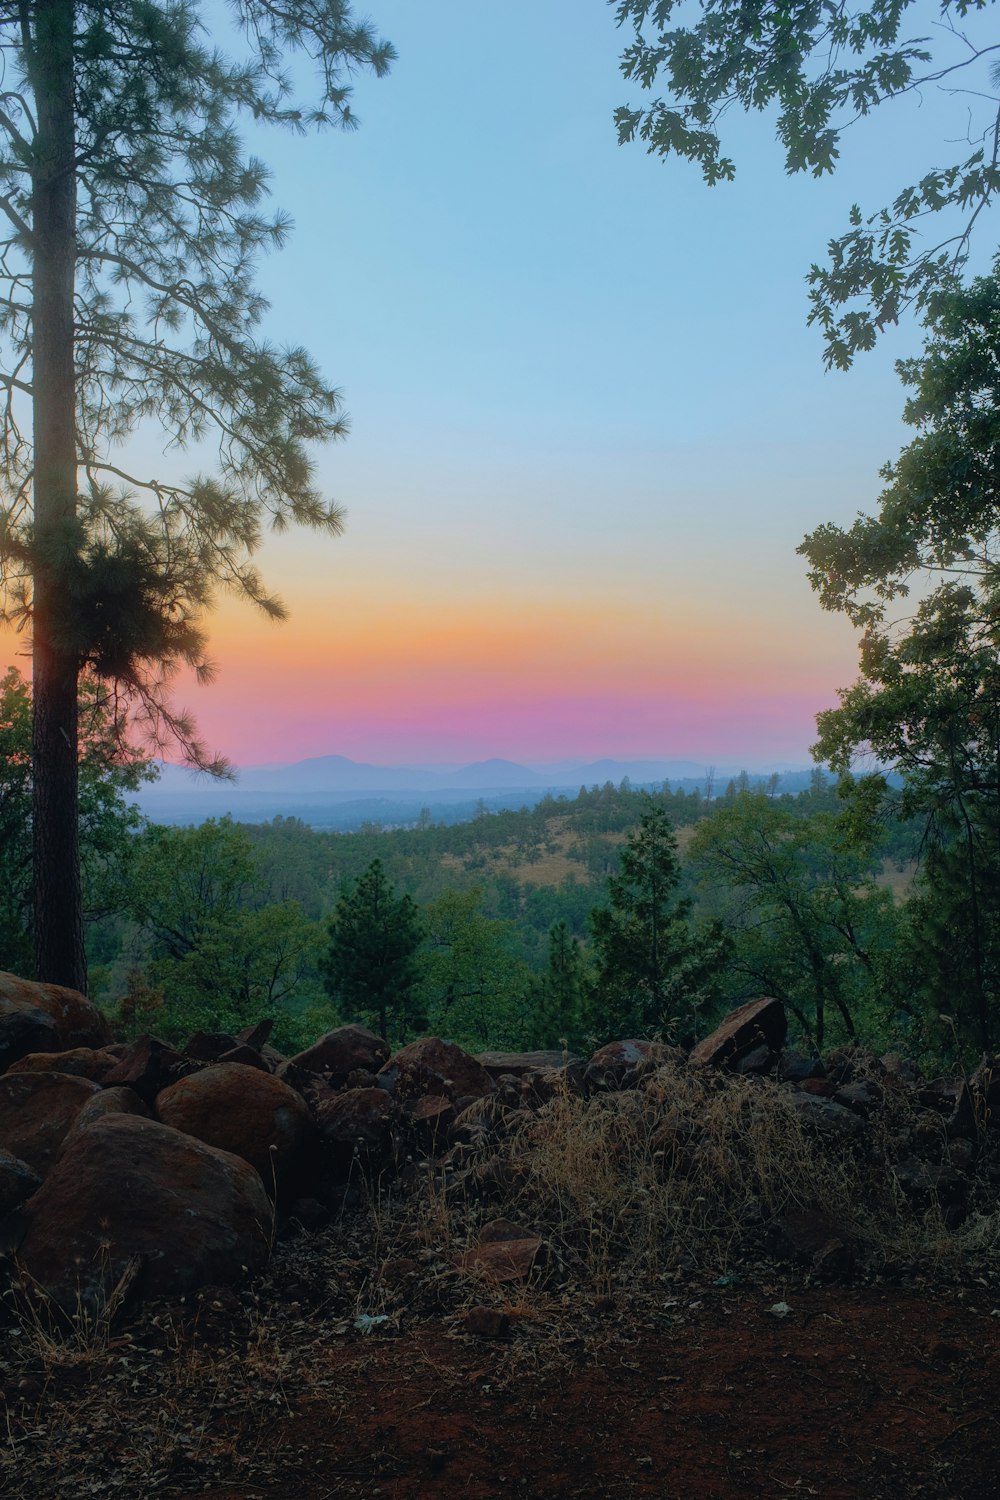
[1,974,998,1312]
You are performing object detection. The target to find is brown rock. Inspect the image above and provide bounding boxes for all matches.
[290,1024,390,1085]
[74,1086,150,1131]
[0,1071,101,1175]
[103,1035,187,1102]
[0,971,111,1074]
[378,1037,496,1102]
[463,1306,509,1338]
[313,1086,394,1148]
[156,1062,311,1197]
[17,1113,272,1311]
[235,1018,275,1051]
[405,1093,455,1137]
[688,998,786,1071]
[0,1149,41,1214]
[584,1039,673,1092]
[788,1090,865,1141]
[457,1224,543,1282]
[184,1030,238,1063]
[5,1046,118,1081]
[475,1050,581,1079]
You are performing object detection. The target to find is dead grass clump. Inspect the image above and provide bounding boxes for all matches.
[398,1059,1000,1292]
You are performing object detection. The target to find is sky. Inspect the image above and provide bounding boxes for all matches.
[92,1,1000,769]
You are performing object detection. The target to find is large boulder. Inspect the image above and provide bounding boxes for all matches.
[0,972,111,1075]
[0,1070,102,1176]
[688,998,787,1071]
[289,1025,390,1085]
[156,1062,312,1197]
[377,1037,496,1103]
[16,1113,272,1310]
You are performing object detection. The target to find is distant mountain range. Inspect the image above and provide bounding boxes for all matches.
[132,754,816,830]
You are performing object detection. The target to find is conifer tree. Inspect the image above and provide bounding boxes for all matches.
[528,918,587,1051]
[322,860,424,1043]
[589,804,726,1038]
[0,1,392,987]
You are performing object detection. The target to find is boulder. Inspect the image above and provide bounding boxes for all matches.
[5,1046,118,1082]
[0,971,111,1074]
[584,1039,672,1092]
[16,1113,272,1310]
[0,1149,41,1215]
[103,1035,187,1102]
[688,998,786,1071]
[377,1037,495,1102]
[0,1071,101,1175]
[156,1062,312,1196]
[289,1024,389,1085]
[313,1086,395,1149]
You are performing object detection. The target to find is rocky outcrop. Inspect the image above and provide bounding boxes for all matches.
[156,1062,312,1196]
[0,972,111,1074]
[16,1113,272,1311]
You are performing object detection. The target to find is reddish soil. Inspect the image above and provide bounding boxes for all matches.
[5,1276,999,1499]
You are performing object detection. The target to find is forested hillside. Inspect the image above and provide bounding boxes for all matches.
[42,748,930,1062]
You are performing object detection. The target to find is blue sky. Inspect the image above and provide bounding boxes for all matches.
[166,0,1000,768]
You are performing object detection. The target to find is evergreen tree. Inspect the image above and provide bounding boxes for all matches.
[0,1,393,987]
[323,859,424,1043]
[589,803,726,1039]
[528,919,587,1051]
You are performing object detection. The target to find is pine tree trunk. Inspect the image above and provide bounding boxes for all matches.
[30,0,84,990]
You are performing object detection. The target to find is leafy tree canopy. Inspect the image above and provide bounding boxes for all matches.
[612,0,1000,366]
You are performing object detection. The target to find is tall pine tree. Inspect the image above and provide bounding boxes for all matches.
[0,1,393,987]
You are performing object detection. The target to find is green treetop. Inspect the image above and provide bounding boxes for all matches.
[589,803,727,1039]
[323,859,424,1044]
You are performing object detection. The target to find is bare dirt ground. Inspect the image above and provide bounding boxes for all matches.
[4,1249,1000,1500]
